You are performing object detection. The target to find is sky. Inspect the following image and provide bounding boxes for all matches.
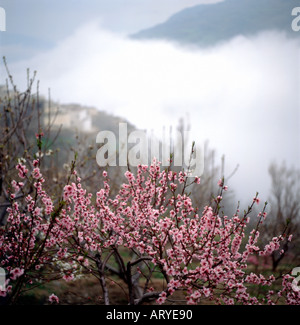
[0,0,299,208]
[2,0,222,34]
[0,0,222,61]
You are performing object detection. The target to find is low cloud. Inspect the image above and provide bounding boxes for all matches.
[5,22,300,204]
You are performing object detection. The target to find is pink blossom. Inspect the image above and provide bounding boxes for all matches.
[217,179,223,187]
[253,197,260,205]
[2,158,299,306]
[32,168,42,179]
[49,294,59,304]
[10,268,24,280]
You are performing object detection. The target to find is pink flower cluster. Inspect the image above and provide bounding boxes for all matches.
[49,293,59,304]
[0,161,57,301]
[56,161,300,305]
[1,159,299,305]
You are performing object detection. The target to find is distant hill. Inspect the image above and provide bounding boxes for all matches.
[42,102,136,136]
[132,0,299,47]
[0,85,136,137]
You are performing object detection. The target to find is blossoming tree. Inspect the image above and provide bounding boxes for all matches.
[1,154,299,305]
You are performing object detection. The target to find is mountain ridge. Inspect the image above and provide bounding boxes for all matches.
[131,0,299,47]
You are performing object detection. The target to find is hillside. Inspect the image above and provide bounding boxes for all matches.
[0,85,136,137]
[132,0,298,47]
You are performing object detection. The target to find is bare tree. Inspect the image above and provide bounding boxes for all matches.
[173,117,236,214]
[0,58,63,225]
[262,162,300,271]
